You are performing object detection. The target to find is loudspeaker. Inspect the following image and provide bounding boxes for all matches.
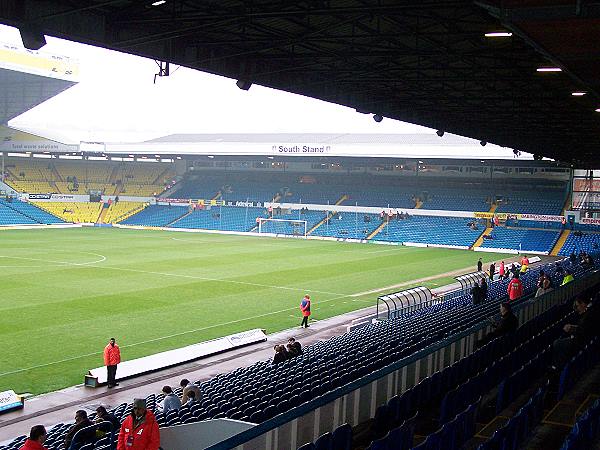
[19,28,46,50]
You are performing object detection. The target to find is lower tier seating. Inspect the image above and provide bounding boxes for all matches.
[558,233,600,257]
[32,202,103,224]
[481,227,560,253]
[119,205,188,227]
[0,256,595,450]
[0,199,63,224]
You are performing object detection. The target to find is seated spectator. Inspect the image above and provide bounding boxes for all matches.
[95,406,120,436]
[471,281,484,305]
[20,425,48,450]
[184,390,197,406]
[507,272,523,301]
[552,296,599,369]
[286,337,302,357]
[476,302,518,348]
[63,410,94,450]
[157,386,181,414]
[561,269,574,286]
[535,278,553,298]
[536,270,546,289]
[180,379,202,405]
[272,344,288,364]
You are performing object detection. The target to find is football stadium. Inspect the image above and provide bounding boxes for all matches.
[1,3,600,450]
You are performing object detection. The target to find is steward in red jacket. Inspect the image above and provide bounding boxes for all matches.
[117,399,160,450]
[507,274,524,301]
[19,425,48,450]
[104,338,121,388]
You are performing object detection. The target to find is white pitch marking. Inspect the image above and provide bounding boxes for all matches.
[0,252,107,267]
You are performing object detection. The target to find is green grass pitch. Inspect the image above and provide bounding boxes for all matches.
[0,227,509,395]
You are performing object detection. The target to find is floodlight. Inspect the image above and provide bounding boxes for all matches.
[236,80,252,90]
[373,114,383,123]
[436,130,444,137]
[480,141,487,146]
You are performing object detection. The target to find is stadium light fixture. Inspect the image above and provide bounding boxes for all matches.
[536,67,562,72]
[480,141,487,146]
[373,114,383,123]
[152,0,166,5]
[572,92,587,96]
[207,155,215,158]
[236,80,252,90]
[436,130,444,137]
[595,108,600,112]
[484,31,512,38]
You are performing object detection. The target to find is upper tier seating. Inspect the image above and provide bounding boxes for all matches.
[120,205,188,227]
[3,157,174,197]
[32,202,103,224]
[0,199,63,224]
[420,188,490,212]
[371,216,485,247]
[481,227,560,253]
[0,256,595,450]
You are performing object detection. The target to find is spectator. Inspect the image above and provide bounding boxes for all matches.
[561,270,574,286]
[63,410,94,450]
[157,386,181,414]
[272,345,288,364]
[286,337,302,357]
[537,270,547,289]
[20,425,48,450]
[477,258,483,272]
[499,261,505,279]
[95,406,121,436]
[480,277,488,299]
[569,251,577,264]
[103,337,121,388]
[117,398,159,450]
[489,262,496,281]
[300,294,311,328]
[552,296,600,369]
[535,278,553,298]
[507,272,523,301]
[180,379,202,405]
[476,302,518,348]
[471,281,484,305]
[184,390,197,406]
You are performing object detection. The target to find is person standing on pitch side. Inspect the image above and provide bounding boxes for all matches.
[300,295,311,328]
[104,337,121,388]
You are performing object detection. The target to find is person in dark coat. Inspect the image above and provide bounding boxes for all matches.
[480,277,488,300]
[489,262,496,280]
[95,406,121,436]
[63,410,94,450]
[552,296,600,368]
[272,345,287,364]
[471,282,484,305]
[476,302,518,348]
[477,258,483,272]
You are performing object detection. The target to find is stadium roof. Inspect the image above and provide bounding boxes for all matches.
[0,1,598,163]
[0,42,77,124]
[113,132,533,160]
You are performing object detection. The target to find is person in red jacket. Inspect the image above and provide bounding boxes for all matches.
[104,337,121,388]
[117,398,160,450]
[20,425,48,450]
[507,273,523,301]
[300,295,311,328]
